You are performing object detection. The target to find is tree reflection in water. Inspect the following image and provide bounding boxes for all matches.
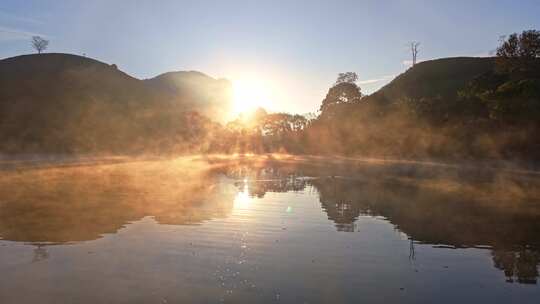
[31,244,50,263]
[222,160,540,284]
[492,249,540,284]
[1,157,539,284]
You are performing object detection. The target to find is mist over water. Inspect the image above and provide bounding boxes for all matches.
[1,3,539,303]
[1,155,539,303]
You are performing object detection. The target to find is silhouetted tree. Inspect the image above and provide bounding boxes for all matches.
[31,36,49,54]
[410,41,420,66]
[496,30,540,73]
[320,73,362,113]
[336,72,358,84]
[291,114,308,131]
[497,30,540,59]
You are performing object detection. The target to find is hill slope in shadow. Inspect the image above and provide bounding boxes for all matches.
[0,53,231,154]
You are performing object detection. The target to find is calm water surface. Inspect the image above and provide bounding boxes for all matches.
[1,156,540,303]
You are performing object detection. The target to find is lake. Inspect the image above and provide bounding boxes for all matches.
[1,155,540,303]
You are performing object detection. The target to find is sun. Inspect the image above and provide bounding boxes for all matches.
[232,79,272,116]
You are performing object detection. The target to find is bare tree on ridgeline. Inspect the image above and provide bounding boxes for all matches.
[410,41,420,66]
[31,36,49,54]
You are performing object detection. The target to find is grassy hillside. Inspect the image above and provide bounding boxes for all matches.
[0,53,230,154]
[0,53,147,105]
[373,57,496,102]
[307,57,540,160]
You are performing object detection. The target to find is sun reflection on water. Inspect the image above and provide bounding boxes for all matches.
[233,179,252,210]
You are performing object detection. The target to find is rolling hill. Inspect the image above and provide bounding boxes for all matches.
[0,53,231,154]
[144,70,233,122]
[1,54,537,159]
[369,57,496,104]
[309,56,540,159]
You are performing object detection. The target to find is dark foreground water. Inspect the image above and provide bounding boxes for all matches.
[1,156,540,303]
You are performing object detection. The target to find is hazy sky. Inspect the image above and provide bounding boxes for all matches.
[1,0,539,114]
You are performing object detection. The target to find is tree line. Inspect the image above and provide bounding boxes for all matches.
[210,30,540,160]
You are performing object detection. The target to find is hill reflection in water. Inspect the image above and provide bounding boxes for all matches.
[214,158,540,285]
[0,158,237,243]
[1,156,540,288]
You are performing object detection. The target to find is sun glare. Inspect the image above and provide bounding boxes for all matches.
[233,180,252,210]
[233,79,272,116]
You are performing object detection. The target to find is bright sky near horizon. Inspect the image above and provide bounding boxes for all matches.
[1,0,539,114]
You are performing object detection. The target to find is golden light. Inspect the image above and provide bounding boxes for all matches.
[232,79,272,116]
[233,179,252,210]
